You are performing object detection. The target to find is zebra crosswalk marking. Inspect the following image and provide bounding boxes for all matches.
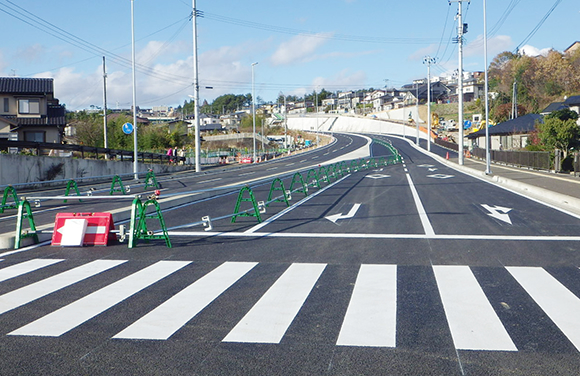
[8,261,191,337]
[337,264,397,347]
[0,260,126,316]
[507,266,580,352]
[0,259,64,283]
[114,262,258,340]
[223,263,326,344]
[433,265,517,351]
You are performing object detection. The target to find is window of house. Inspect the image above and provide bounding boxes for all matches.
[18,99,40,114]
[3,98,8,113]
[24,131,45,143]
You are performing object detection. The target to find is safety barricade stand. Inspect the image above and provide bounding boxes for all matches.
[350,159,360,173]
[305,169,321,189]
[267,178,290,207]
[318,166,330,183]
[340,161,350,175]
[51,212,115,246]
[143,169,159,190]
[334,163,344,178]
[128,195,171,248]
[289,172,308,198]
[63,180,82,203]
[1,185,19,214]
[109,175,129,195]
[231,186,263,224]
[14,199,39,249]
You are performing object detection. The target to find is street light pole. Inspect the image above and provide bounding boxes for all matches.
[251,62,258,163]
[192,0,201,172]
[484,0,492,175]
[424,56,436,152]
[130,0,138,180]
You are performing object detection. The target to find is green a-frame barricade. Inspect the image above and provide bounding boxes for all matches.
[267,178,290,207]
[110,175,128,195]
[128,196,171,248]
[15,200,39,249]
[289,172,308,198]
[63,180,82,203]
[1,185,19,214]
[231,186,262,223]
[306,169,321,189]
[144,169,159,190]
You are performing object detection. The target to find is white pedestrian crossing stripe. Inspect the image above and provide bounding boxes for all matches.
[223,263,326,344]
[114,262,258,340]
[1,259,580,353]
[8,261,191,337]
[337,264,397,347]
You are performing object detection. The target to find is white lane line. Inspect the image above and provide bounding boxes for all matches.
[405,174,435,236]
[266,167,278,171]
[286,163,295,166]
[166,231,580,242]
[239,172,255,176]
[337,264,397,347]
[197,178,222,184]
[245,174,351,233]
[0,259,64,283]
[433,265,517,351]
[114,262,257,340]
[300,159,307,163]
[0,260,126,315]
[507,266,580,352]
[312,156,319,159]
[9,261,191,337]
[223,263,326,344]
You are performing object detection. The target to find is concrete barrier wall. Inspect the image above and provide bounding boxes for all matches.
[286,114,426,140]
[0,154,190,186]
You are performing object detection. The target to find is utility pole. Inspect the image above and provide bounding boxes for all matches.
[450,0,468,165]
[415,83,419,144]
[511,80,518,119]
[102,56,108,158]
[130,0,138,179]
[424,56,436,152]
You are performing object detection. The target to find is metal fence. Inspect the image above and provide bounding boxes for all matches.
[434,138,459,151]
[472,147,551,170]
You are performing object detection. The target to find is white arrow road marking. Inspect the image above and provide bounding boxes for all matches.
[428,168,438,171]
[427,174,455,179]
[417,164,435,168]
[326,203,362,224]
[481,204,513,225]
[365,174,391,179]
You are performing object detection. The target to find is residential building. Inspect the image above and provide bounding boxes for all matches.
[0,77,66,143]
[467,113,543,150]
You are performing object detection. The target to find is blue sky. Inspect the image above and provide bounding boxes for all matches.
[0,0,577,111]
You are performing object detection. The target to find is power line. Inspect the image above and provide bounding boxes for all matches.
[514,0,563,53]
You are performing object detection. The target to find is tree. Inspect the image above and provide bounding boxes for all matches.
[535,117,579,158]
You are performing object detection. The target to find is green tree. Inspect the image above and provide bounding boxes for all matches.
[535,117,579,158]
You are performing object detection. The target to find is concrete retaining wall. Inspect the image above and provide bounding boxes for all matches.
[0,154,190,187]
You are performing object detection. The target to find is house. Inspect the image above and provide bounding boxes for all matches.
[401,81,451,105]
[564,41,580,55]
[541,96,580,125]
[467,113,543,150]
[0,77,66,143]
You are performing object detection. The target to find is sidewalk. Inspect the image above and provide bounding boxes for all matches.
[441,155,580,217]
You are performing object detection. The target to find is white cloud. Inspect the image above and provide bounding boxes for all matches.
[13,44,46,63]
[464,35,512,58]
[270,33,333,66]
[409,45,438,61]
[519,45,551,57]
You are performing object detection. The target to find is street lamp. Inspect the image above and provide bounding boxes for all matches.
[192,0,201,172]
[130,0,138,179]
[251,62,258,163]
[483,0,492,175]
[424,56,436,152]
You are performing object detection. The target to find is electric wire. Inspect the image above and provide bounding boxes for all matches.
[514,0,563,53]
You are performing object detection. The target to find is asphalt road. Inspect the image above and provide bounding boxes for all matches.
[1,132,580,375]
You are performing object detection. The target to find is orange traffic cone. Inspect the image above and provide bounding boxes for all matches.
[446,152,449,160]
